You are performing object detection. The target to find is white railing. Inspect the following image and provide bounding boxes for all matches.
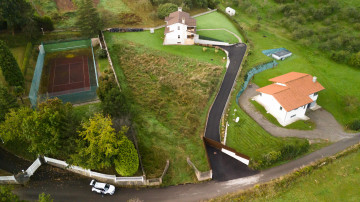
[0,176,18,184]
[25,158,42,176]
[116,176,144,182]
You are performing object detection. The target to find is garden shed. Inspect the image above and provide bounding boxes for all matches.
[226,7,236,16]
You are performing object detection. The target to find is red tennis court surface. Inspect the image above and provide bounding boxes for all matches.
[48,56,90,96]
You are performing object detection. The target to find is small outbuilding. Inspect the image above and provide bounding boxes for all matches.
[272,50,292,60]
[226,7,236,16]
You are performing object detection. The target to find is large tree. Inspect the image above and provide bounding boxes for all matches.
[76,0,102,38]
[0,0,33,35]
[0,40,25,87]
[0,98,79,156]
[0,85,19,122]
[71,113,138,175]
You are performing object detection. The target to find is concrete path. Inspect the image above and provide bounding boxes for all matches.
[197,28,242,43]
[239,83,358,142]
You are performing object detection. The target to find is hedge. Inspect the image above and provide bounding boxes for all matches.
[21,42,33,75]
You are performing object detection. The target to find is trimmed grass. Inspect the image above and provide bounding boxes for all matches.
[196,11,244,42]
[104,29,226,66]
[225,100,309,168]
[224,5,360,127]
[197,30,240,44]
[105,39,225,185]
[214,147,360,201]
[250,100,315,130]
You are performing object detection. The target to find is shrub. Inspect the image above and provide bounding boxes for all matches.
[348,120,360,131]
[157,3,178,19]
[0,85,19,122]
[114,136,139,176]
[349,52,360,68]
[203,47,207,52]
[96,48,107,59]
[34,16,54,31]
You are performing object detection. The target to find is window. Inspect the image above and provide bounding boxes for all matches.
[314,92,318,96]
[280,106,282,110]
[178,35,180,39]
[178,26,180,30]
[303,105,306,109]
[260,93,262,96]
[291,114,296,118]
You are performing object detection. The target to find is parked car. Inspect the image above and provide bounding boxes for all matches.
[90,180,115,195]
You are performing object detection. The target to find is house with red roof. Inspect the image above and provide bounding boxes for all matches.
[163,7,197,45]
[254,72,325,126]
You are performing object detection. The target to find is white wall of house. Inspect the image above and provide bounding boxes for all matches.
[254,93,309,126]
[226,7,236,16]
[164,23,188,45]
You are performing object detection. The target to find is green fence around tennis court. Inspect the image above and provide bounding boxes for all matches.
[29,39,98,107]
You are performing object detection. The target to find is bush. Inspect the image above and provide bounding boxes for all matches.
[0,40,25,87]
[97,70,128,117]
[96,48,107,59]
[34,16,54,31]
[348,120,360,131]
[157,3,178,19]
[114,136,139,176]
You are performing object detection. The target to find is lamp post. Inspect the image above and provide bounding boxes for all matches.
[41,27,44,35]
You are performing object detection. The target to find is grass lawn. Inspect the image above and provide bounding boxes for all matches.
[10,47,26,68]
[250,100,315,130]
[214,147,360,201]
[196,11,245,42]
[104,29,226,66]
[197,30,240,44]
[223,5,360,127]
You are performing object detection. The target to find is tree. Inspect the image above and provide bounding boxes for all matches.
[0,40,25,87]
[14,86,24,104]
[0,186,22,202]
[76,0,102,38]
[0,85,19,122]
[0,0,34,35]
[0,98,79,156]
[71,114,138,175]
[157,3,178,19]
[97,70,128,117]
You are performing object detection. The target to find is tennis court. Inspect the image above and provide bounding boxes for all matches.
[29,39,99,107]
[48,56,91,96]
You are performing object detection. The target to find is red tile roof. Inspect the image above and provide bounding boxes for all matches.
[256,72,325,111]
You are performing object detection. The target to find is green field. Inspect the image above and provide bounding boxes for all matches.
[219,2,360,127]
[250,100,315,130]
[214,147,360,201]
[197,30,239,44]
[196,11,244,42]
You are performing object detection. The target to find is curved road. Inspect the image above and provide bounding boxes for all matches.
[12,134,360,201]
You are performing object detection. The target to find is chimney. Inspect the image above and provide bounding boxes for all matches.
[178,7,182,12]
[313,76,317,83]
[182,17,185,24]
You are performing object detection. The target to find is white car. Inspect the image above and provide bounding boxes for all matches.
[90,180,116,195]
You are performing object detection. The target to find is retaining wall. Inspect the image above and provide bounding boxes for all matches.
[187,157,212,181]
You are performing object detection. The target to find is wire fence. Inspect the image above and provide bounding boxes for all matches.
[236,60,278,104]
[29,39,98,107]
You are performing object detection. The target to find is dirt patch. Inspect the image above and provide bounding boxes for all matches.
[54,0,76,11]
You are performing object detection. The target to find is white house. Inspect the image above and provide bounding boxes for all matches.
[163,8,197,45]
[253,72,325,126]
[226,7,236,16]
[272,50,292,60]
